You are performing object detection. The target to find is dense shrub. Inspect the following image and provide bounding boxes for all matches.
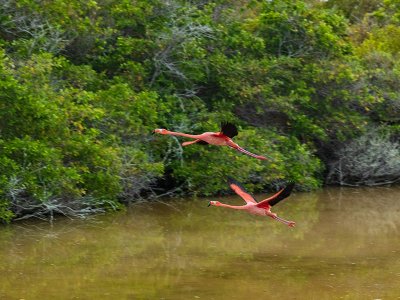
[326,128,400,186]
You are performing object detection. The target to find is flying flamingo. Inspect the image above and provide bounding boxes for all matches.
[153,122,268,160]
[208,178,296,227]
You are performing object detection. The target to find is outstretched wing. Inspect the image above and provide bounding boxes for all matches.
[227,177,257,204]
[256,182,295,209]
[220,122,238,138]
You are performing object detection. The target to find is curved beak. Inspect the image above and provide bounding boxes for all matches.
[207,202,211,207]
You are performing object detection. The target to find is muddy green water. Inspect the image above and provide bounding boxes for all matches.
[0,187,400,300]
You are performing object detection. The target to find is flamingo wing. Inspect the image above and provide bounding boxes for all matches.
[220,122,238,138]
[227,177,257,204]
[256,182,295,209]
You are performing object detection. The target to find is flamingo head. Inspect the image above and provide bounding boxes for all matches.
[208,201,220,207]
[153,128,168,134]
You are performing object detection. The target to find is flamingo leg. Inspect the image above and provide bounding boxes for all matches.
[271,215,296,227]
[227,142,268,160]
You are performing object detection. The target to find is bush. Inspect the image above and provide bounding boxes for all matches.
[326,127,400,186]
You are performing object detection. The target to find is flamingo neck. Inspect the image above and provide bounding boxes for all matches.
[217,203,245,210]
[163,131,204,140]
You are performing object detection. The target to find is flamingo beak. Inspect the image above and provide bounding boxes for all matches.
[207,202,211,207]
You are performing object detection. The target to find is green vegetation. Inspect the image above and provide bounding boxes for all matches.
[0,0,399,222]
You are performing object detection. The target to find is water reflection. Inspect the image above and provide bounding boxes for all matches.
[0,187,400,299]
[323,187,400,236]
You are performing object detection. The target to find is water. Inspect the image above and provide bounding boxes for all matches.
[0,187,400,300]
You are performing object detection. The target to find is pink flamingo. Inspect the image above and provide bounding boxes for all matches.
[153,122,268,160]
[208,178,296,227]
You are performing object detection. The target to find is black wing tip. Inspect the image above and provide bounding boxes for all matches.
[220,121,237,129]
[280,181,295,194]
[285,182,296,190]
[220,122,238,138]
[227,176,240,186]
[269,181,296,207]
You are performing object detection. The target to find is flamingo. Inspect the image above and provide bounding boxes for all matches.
[208,178,296,227]
[153,122,268,160]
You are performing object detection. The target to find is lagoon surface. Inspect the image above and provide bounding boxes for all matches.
[1,187,400,300]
